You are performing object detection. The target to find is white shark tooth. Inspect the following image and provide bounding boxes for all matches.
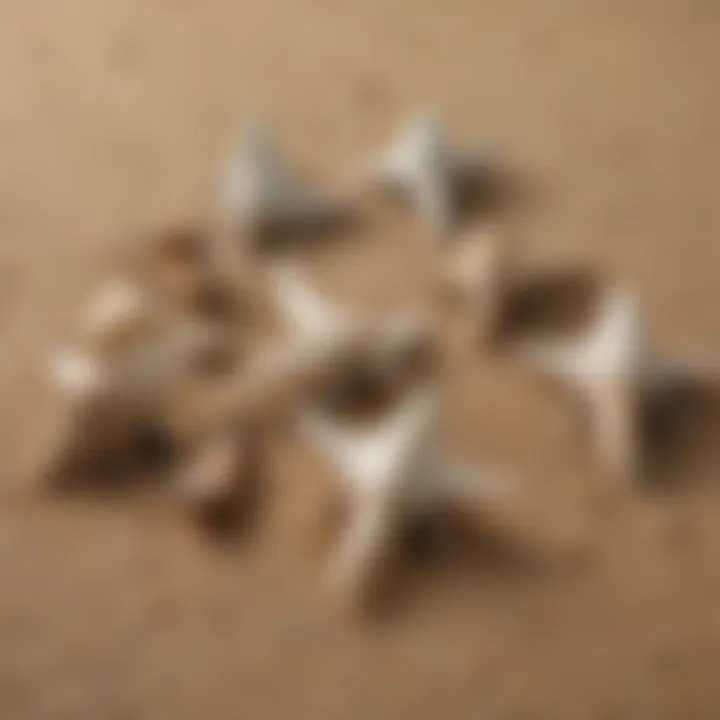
[299,388,434,600]
[515,286,718,477]
[298,388,518,602]
[220,122,350,240]
[515,287,647,477]
[366,113,487,236]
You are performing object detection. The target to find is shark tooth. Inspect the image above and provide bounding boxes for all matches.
[365,113,487,236]
[298,387,518,605]
[219,122,351,245]
[515,286,719,477]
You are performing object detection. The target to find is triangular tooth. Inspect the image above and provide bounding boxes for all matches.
[367,113,485,235]
[515,287,658,477]
[303,389,434,602]
[298,386,519,603]
[220,121,352,240]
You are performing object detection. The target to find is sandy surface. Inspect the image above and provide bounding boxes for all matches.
[2,0,720,717]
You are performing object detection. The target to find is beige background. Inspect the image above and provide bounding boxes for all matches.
[1,0,720,717]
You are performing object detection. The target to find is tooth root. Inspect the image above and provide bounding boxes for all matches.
[297,382,520,608]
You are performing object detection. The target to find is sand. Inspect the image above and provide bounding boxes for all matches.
[1,0,720,717]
